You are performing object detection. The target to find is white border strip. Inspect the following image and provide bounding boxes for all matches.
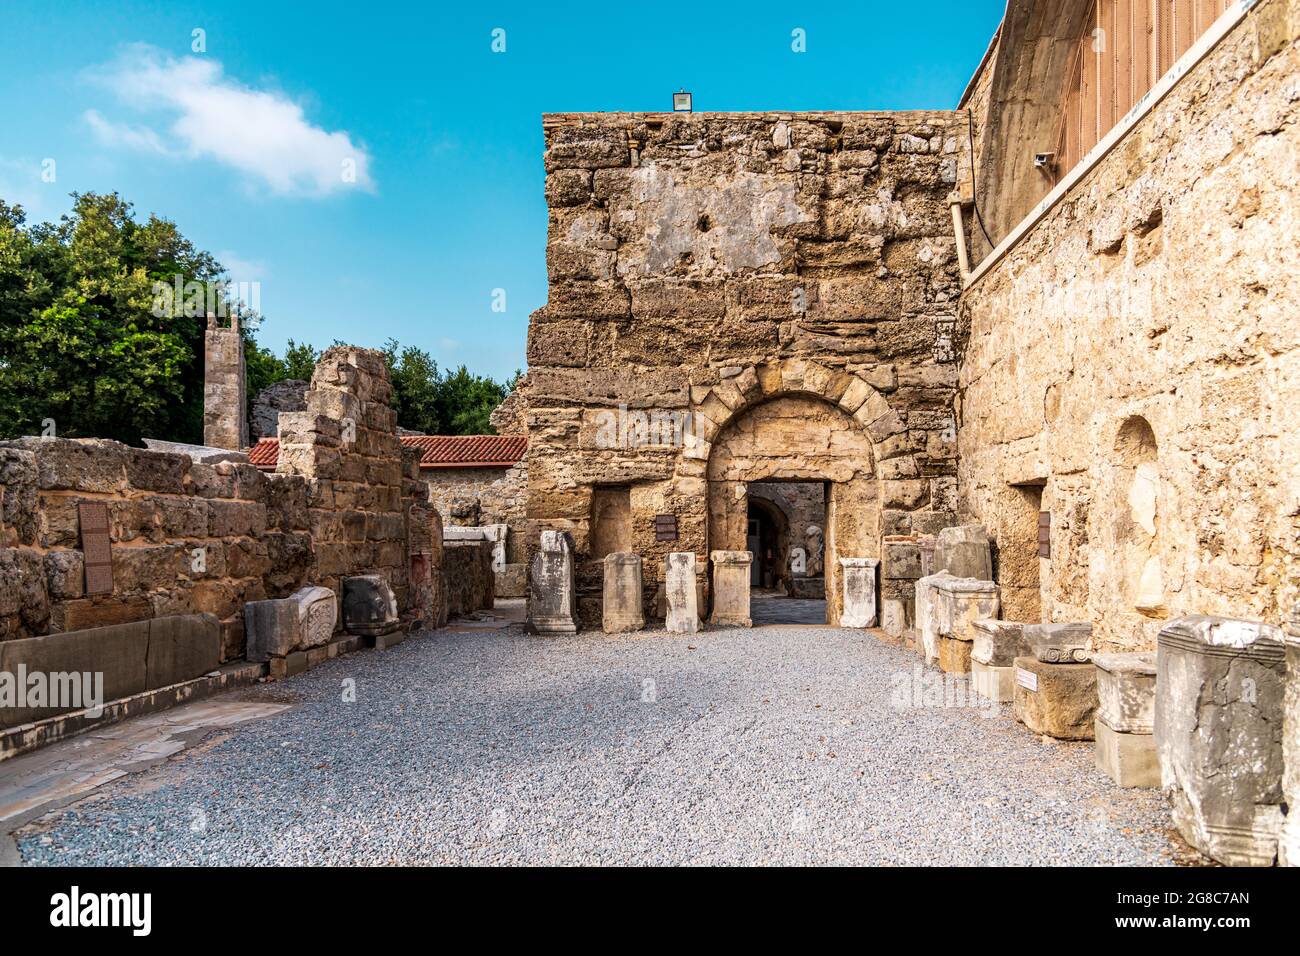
[966,0,1262,288]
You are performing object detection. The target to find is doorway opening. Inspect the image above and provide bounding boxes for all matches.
[747,481,827,625]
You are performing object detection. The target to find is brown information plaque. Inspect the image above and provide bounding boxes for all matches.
[79,501,114,595]
[654,514,678,542]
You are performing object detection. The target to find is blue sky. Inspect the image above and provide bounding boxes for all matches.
[0,1,1005,381]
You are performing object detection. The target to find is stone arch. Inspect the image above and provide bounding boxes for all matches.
[704,385,882,626]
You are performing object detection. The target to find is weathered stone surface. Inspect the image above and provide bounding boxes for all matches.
[1021,622,1092,663]
[931,524,992,580]
[1155,616,1285,867]
[934,577,999,645]
[937,634,972,674]
[203,315,249,451]
[709,550,752,628]
[250,379,308,439]
[664,552,700,634]
[341,574,400,637]
[838,557,878,628]
[1283,606,1300,867]
[495,563,527,598]
[141,439,248,464]
[1095,717,1160,789]
[971,659,1013,702]
[529,530,577,635]
[1094,651,1156,734]
[601,552,644,633]
[1012,657,1097,741]
[913,571,955,663]
[971,618,1023,667]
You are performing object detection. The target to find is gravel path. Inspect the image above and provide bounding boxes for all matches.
[15,622,1181,865]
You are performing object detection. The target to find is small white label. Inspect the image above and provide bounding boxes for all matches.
[1016,667,1038,692]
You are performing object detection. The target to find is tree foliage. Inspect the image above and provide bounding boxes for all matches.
[0,192,519,444]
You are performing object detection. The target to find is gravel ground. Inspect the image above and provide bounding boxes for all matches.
[15,622,1182,865]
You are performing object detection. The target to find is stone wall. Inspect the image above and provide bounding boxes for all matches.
[442,541,496,618]
[957,1,1300,652]
[0,346,447,660]
[425,462,528,564]
[522,111,969,628]
[0,437,312,660]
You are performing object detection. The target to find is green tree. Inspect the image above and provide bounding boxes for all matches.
[0,192,232,444]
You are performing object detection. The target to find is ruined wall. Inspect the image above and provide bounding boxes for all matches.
[0,346,445,659]
[424,462,528,563]
[0,438,312,660]
[957,1,1300,651]
[522,111,968,628]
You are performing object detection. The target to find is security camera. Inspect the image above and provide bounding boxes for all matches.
[1034,152,1057,170]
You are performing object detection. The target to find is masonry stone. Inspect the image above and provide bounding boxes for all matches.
[709,551,752,628]
[664,552,700,634]
[838,558,879,628]
[602,552,645,634]
[529,530,577,635]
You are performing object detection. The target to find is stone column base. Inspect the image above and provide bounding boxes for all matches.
[1094,717,1158,788]
[971,660,1013,702]
[937,635,973,674]
[1012,657,1097,741]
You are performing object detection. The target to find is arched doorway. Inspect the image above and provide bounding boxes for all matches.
[706,393,878,627]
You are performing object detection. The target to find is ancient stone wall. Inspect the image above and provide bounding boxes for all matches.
[203,315,249,451]
[0,346,447,659]
[522,111,968,628]
[424,462,528,563]
[957,2,1300,652]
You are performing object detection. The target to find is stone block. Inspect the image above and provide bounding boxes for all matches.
[146,614,221,688]
[1283,607,1300,867]
[1095,718,1159,789]
[1156,616,1285,867]
[881,597,911,639]
[838,557,879,628]
[971,659,1013,702]
[342,574,400,637]
[529,530,577,635]
[709,550,752,628]
[602,552,644,634]
[1094,651,1156,734]
[934,577,999,645]
[971,619,1023,667]
[937,634,972,674]
[913,571,955,663]
[1021,622,1092,663]
[1012,657,1097,741]
[931,524,992,580]
[664,553,700,634]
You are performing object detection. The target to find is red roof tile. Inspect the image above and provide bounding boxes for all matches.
[247,435,526,471]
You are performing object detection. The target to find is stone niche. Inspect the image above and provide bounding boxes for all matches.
[521,110,969,631]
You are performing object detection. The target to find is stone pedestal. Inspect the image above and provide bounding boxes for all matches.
[971,619,1022,702]
[602,552,644,634]
[1283,607,1300,867]
[529,530,577,635]
[709,551,752,627]
[838,557,879,628]
[881,598,911,640]
[341,574,399,637]
[934,578,999,675]
[664,552,700,634]
[1095,717,1159,788]
[1156,616,1286,867]
[1093,652,1158,788]
[1012,657,1097,740]
[932,524,992,580]
[914,571,956,664]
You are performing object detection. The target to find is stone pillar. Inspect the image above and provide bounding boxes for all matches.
[203,313,248,451]
[934,578,999,675]
[881,536,921,639]
[1283,606,1300,867]
[1093,652,1158,788]
[838,557,879,628]
[913,571,956,664]
[971,619,1023,702]
[602,552,644,634]
[664,552,700,634]
[709,550,752,627]
[932,524,992,580]
[1156,616,1286,866]
[529,530,576,634]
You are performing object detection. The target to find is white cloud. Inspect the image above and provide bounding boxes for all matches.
[216,250,268,280]
[85,45,373,197]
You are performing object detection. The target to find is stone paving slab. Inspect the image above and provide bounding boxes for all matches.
[7,622,1185,866]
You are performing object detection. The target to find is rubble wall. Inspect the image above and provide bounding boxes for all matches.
[521,111,969,628]
[957,2,1300,651]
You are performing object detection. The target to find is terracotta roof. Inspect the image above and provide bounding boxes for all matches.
[247,435,526,471]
